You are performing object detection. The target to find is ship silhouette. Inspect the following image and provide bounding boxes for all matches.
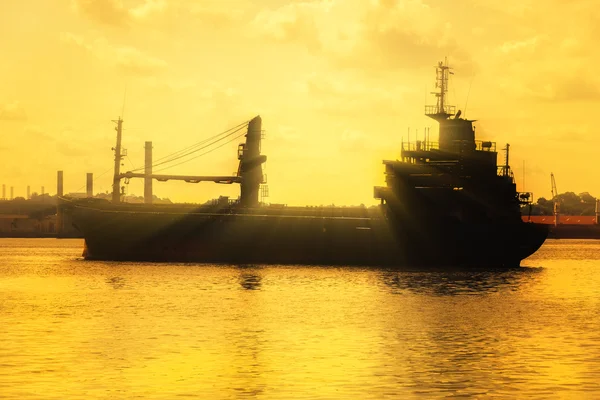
[62,60,548,267]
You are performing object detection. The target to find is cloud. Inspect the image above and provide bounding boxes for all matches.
[269,125,302,145]
[71,0,168,26]
[24,125,52,141]
[60,33,167,76]
[551,76,600,102]
[493,33,600,103]
[340,0,474,72]
[138,76,197,93]
[251,0,473,72]
[195,83,250,123]
[188,3,245,27]
[110,44,168,75]
[339,129,369,152]
[22,125,91,158]
[129,0,167,21]
[297,73,406,116]
[59,32,88,48]
[500,36,541,54]
[0,101,27,121]
[71,0,129,26]
[252,2,325,52]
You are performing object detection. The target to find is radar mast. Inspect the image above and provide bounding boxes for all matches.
[425,58,456,121]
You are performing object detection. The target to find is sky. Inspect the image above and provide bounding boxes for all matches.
[1,0,599,206]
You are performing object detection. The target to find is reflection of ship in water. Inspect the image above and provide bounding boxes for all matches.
[239,270,262,291]
[228,268,267,397]
[379,267,542,296]
[377,266,552,396]
[105,276,127,290]
[63,59,548,267]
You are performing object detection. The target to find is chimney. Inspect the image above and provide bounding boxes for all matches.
[57,171,64,197]
[27,185,30,200]
[86,173,93,197]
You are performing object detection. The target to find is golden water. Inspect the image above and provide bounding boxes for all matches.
[1,239,600,399]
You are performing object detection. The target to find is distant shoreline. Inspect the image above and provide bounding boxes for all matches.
[0,233,82,239]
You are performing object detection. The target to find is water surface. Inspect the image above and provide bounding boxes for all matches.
[1,239,599,399]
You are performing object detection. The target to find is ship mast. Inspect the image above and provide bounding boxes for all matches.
[112,117,124,204]
[436,58,449,114]
[503,143,510,177]
[425,57,455,120]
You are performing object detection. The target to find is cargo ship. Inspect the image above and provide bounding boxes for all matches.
[62,60,548,267]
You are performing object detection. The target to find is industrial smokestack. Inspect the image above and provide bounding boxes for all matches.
[27,185,30,200]
[2,184,5,200]
[144,141,153,204]
[57,171,64,197]
[86,173,93,197]
[10,187,13,200]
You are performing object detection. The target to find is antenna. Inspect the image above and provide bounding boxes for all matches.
[437,57,450,113]
[425,57,455,120]
[121,84,128,120]
[502,144,510,176]
[522,160,525,191]
[463,75,474,119]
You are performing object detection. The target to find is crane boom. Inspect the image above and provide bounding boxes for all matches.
[551,172,560,218]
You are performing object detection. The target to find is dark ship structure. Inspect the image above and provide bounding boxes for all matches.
[62,60,548,267]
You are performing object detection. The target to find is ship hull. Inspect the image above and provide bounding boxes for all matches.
[71,207,548,268]
[549,224,600,239]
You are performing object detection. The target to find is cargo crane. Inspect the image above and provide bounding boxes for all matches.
[551,172,560,226]
[112,116,266,207]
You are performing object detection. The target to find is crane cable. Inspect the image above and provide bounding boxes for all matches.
[153,129,249,173]
[130,120,250,172]
[138,124,248,172]
[64,120,251,195]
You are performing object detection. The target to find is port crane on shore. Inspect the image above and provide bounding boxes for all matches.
[551,172,561,225]
[550,173,558,200]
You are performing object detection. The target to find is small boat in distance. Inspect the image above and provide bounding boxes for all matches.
[62,60,548,267]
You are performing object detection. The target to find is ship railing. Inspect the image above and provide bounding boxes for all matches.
[497,166,514,179]
[402,141,439,152]
[425,105,456,115]
[402,140,496,152]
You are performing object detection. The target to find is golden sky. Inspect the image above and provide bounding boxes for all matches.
[1,0,599,205]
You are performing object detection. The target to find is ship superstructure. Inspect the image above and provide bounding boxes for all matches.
[375,60,532,225]
[371,60,543,265]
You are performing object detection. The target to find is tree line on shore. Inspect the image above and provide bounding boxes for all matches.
[529,192,598,216]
